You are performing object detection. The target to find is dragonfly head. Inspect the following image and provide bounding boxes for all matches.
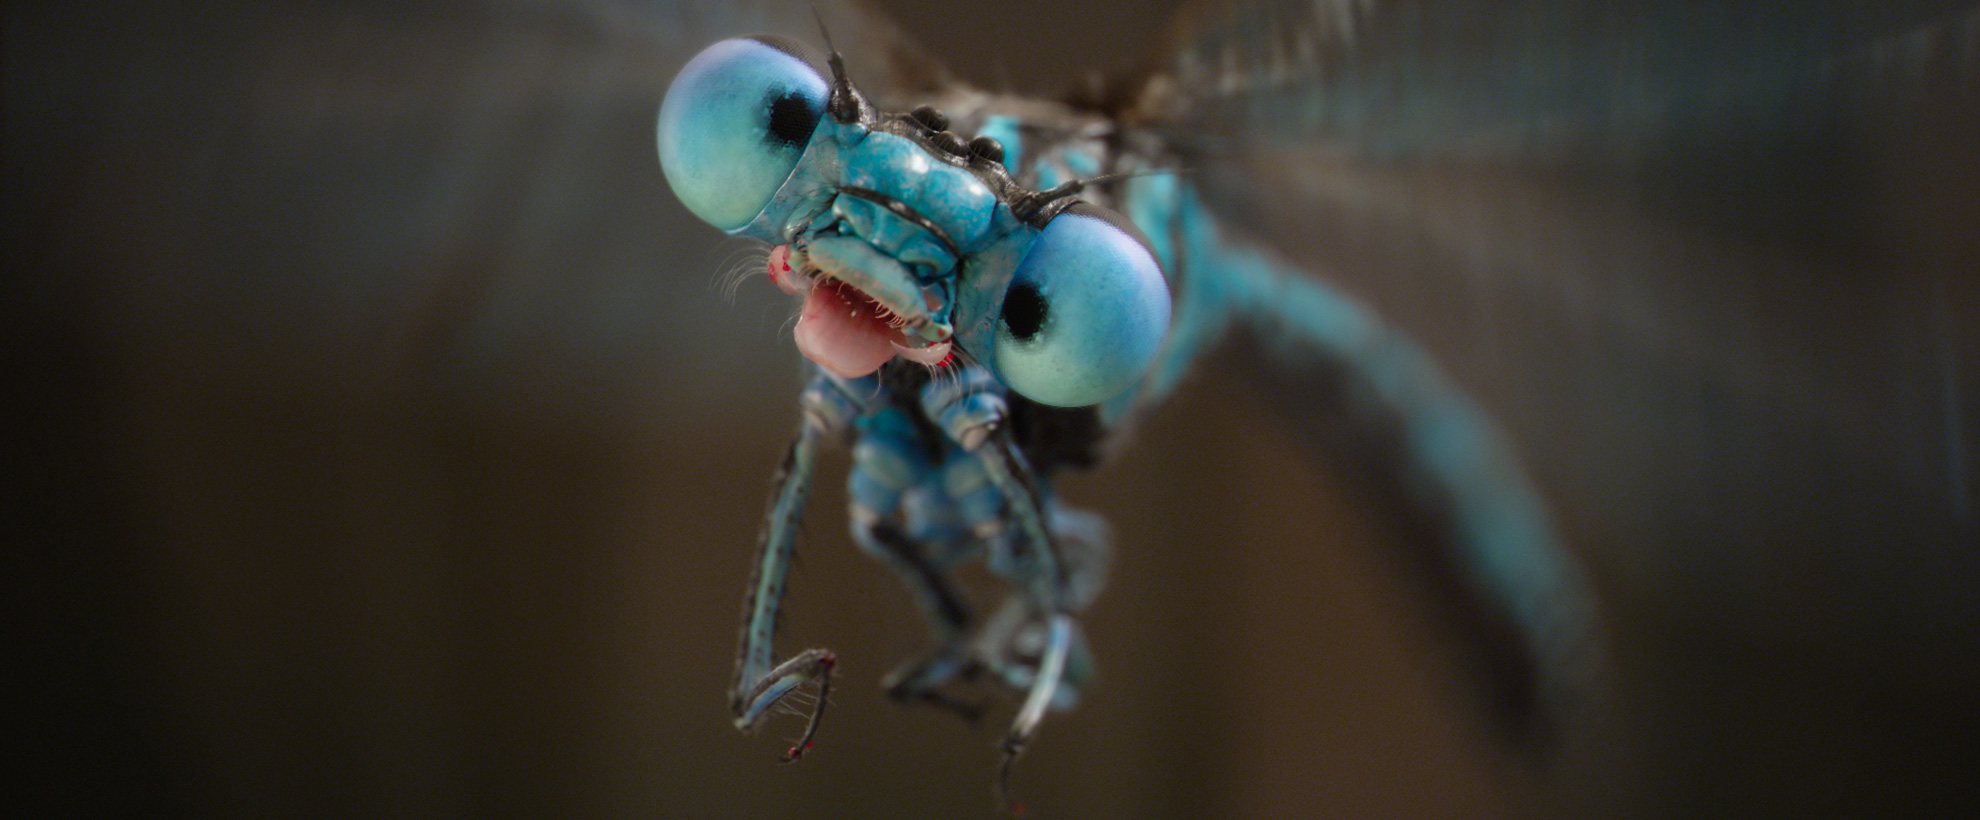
[658,36,1170,407]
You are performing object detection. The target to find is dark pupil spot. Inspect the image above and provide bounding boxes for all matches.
[1002,281,1047,341]
[764,90,819,148]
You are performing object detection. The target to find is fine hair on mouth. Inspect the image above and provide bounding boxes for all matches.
[821,276,908,333]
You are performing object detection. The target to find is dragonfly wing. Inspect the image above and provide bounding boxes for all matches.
[1122,0,1979,807]
[1137,0,1979,630]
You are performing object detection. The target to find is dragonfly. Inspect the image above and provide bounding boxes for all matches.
[655,3,1602,803]
[13,1,1973,818]
[652,0,1976,813]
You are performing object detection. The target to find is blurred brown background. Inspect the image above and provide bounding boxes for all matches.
[10,1,1977,818]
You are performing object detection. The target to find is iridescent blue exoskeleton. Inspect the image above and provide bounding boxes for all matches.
[656,28,1595,805]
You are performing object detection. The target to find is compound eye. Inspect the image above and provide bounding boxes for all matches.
[993,203,1171,407]
[656,37,827,231]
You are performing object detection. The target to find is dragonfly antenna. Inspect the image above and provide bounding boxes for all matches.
[1083,167,1194,188]
[810,3,864,123]
[810,4,837,55]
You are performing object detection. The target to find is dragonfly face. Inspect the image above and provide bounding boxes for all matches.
[657,36,1170,407]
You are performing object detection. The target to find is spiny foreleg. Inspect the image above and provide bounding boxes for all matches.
[729,378,855,760]
[922,369,1078,810]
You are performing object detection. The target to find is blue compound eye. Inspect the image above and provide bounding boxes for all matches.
[994,203,1172,407]
[657,37,828,231]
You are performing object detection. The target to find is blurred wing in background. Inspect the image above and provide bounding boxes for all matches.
[1119,0,1980,813]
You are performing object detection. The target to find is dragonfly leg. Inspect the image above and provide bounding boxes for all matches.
[920,370,1065,609]
[922,369,1082,810]
[848,514,971,639]
[736,648,837,762]
[966,591,1095,705]
[997,614,1072,812]
[850,514,992,719]
[729,378,856,760]
[878,491,1109,724]
[845,409,989,717]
